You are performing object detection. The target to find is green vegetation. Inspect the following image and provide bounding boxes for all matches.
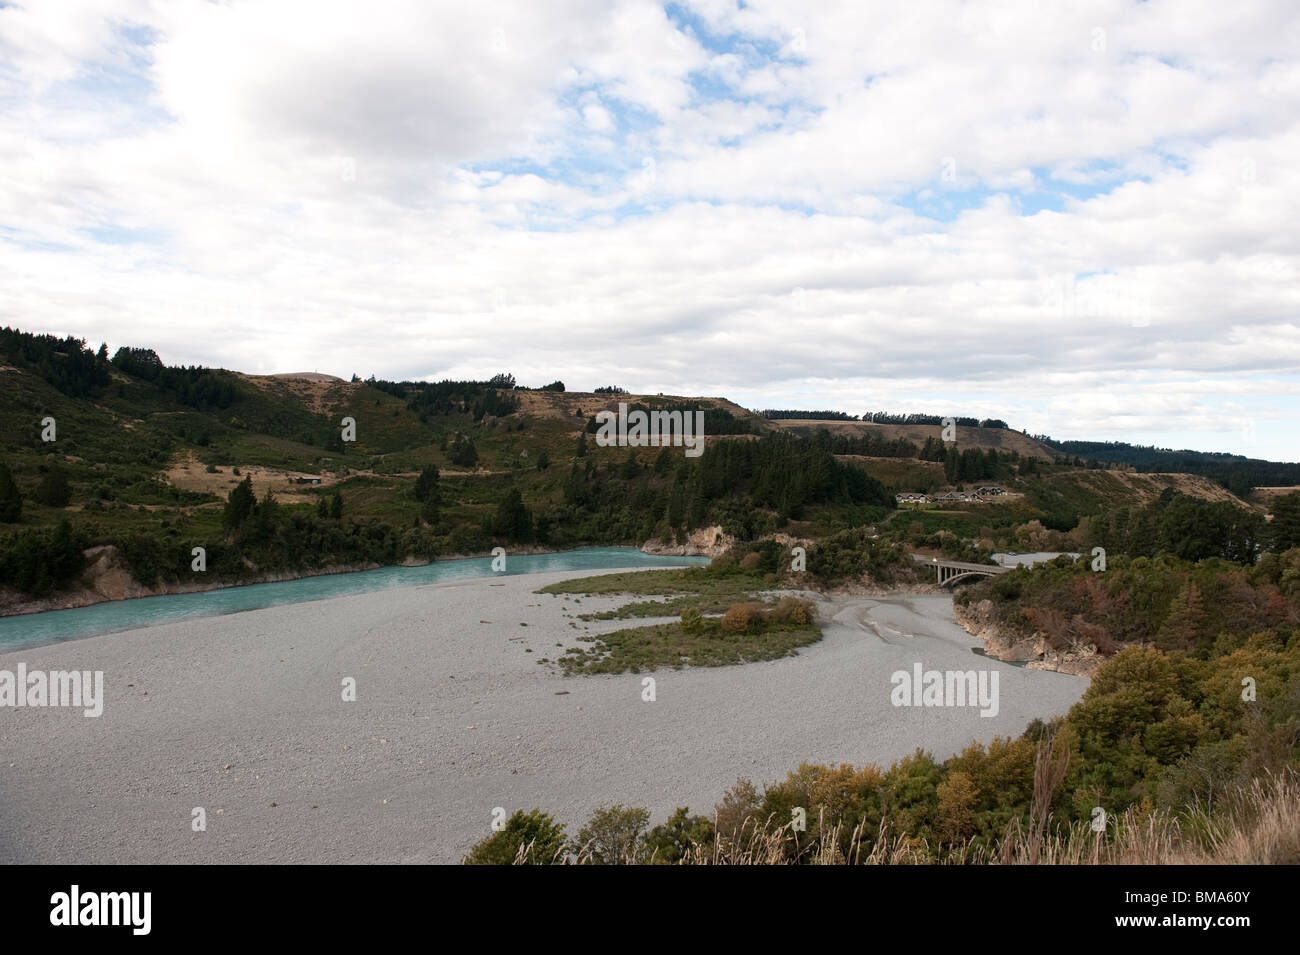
[470,603,1299,862]
[0,327,896,599]
[556,596,819,674]
[538,565,767,600]
[1083,488,1266,564]
[1045,437,1300,494]
[461,809,567,865]
[541,565,818,674]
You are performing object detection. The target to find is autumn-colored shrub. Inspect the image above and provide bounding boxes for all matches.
[721,603,758,634]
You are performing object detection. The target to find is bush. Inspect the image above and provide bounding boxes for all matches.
[643,807,714,864]
[721,603,759,634]
[0,519,85,595]
[573,804,650,864]
[770,596,815,626]
[448,434,478,468]
[462,809,567,865]
[680,606,704,634]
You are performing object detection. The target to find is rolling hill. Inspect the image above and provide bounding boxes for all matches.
[0,326,1292,614]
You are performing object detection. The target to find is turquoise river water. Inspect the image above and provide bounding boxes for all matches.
[0,547,710,651]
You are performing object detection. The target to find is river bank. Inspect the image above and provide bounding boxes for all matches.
[953,598,1104,677]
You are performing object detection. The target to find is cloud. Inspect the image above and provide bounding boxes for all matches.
[0,0,1298,459]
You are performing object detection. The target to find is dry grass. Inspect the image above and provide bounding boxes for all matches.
[505,771,1300,865]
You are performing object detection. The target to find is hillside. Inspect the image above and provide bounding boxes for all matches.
[1,327,1293,614]
[769,418,1059,460]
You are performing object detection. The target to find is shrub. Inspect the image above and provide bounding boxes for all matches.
[462,809,567,865]
[721,602,759,634]
[643,807,714,864]
[680,606,705,634]
[573,804,650,864]
[770,596,815,626]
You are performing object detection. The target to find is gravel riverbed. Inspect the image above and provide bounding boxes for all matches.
[0,568,1087,863]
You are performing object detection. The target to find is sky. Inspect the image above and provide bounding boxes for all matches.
[1,0,1298,461]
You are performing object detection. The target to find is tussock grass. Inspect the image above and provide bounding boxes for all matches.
[502,772,1300,865]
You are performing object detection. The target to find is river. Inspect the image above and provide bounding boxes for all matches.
[0,547,710,651]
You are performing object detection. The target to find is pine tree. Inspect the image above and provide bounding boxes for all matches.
[413,466,440,503]
[1271,491,1300,552]
[223,475,256,530]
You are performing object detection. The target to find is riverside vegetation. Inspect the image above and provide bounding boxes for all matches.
[467,525,1300,863]
[7,326,1298,608]
[465,531,1300,863]
[537,564,819,673]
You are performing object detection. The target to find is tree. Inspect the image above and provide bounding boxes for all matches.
[620,450,640,479]
[329,490,343,520]
[34,464,71,508]
[49,518,82,582]
[448,434,478,468]
[1156,581,1206,652]
[573,804,651,864]
[642,807,713,864]
[223,475,256,530]
[246,488,279,543]
[536,450,550,471]
[1271,491,1300,552]
[575,433,587,458]
[944,446,959,483]
[413,465,440,522]
[935,771,979,845]
[413,465,440,501]
[0,463,21,522]
[462,809,566,865]
[495,487,532,541]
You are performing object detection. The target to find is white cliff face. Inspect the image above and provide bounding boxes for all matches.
[640,525,734,557]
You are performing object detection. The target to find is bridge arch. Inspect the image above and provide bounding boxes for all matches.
[910,554,1011,588]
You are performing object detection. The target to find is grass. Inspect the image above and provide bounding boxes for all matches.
[576,595,730,620]
[540,568,823,673]
[556,616,821,675]
[495,770,1300,864]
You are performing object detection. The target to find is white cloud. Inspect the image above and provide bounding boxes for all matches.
[0,0,1298,459]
